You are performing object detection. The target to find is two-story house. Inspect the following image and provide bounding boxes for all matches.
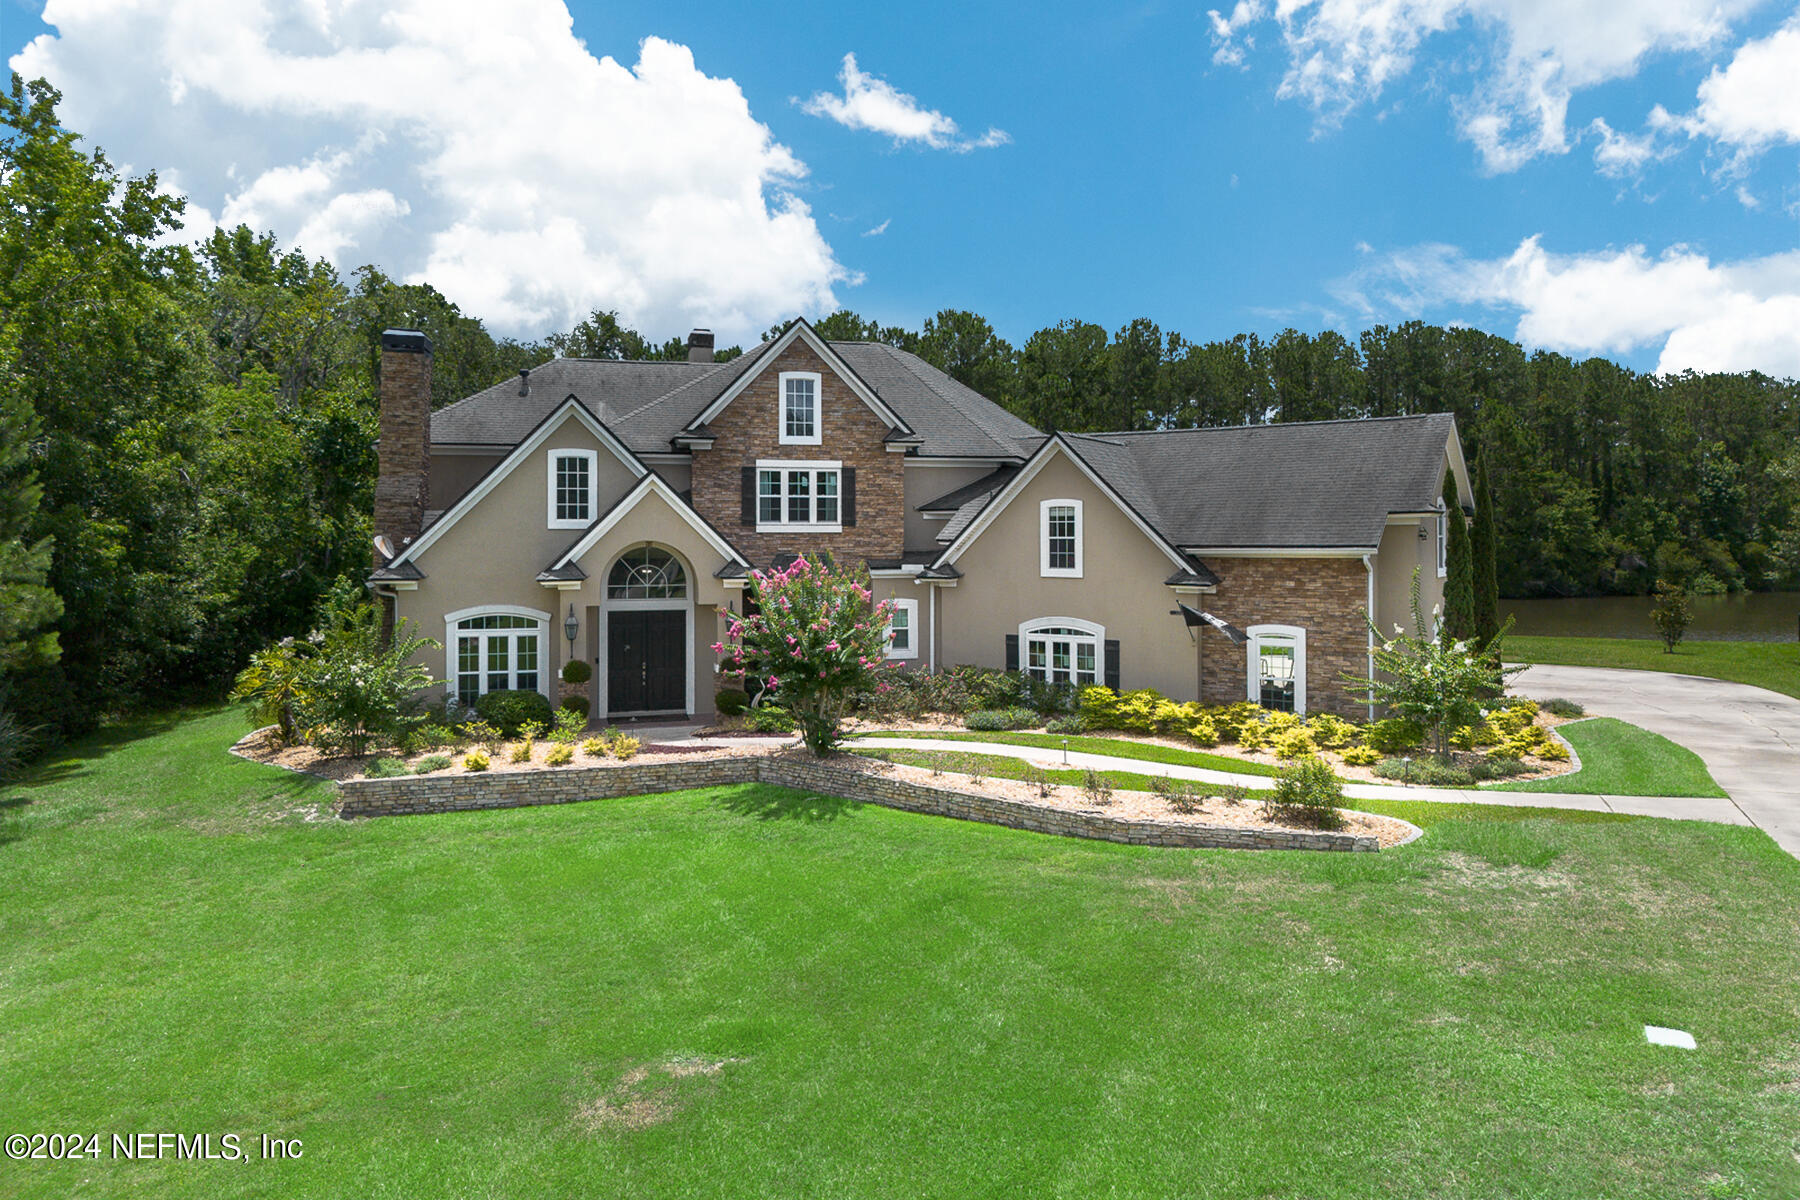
[367,319,1470,721]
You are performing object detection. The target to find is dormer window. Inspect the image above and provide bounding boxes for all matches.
[548,449,598,529]
[779,371,821,445]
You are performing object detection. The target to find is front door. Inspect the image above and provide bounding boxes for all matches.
[607,610,686,714]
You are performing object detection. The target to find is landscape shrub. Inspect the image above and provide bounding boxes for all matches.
[1504,697,1540,719]
[1306,713,1358,749]
[508,739,533,764]
[1235,715,1272,752]
[1467,756,1530,780]
[544,743,574,766]
[1205,701,1265,745]
[1489,706,1531,736]
[1339,745,1381,766]
[1364,717,1426,754]
[560,659,592,684]
[1213,781,1250,806]
[744,705,795,733]
[1154,775,1200,814]
[1540,697,1585,718]
[1079,685,1122,729]
[1081,770,1114,807]
[412,754,452,774]
[1270,726,1319,759]
[1184,715,1219,746]
[460,720,504,754]
[1373,756,1474,787]
[364,757,408,778]
[1265,756,1345,829]
[964,707,1039,732]
[580,736,607,757]
[1535,738,1571,762]
[1018,763,1054,798]
[714,688,751,716]
[612,735,641,760]
[1045,714,1086,735]
[559,696,590,720]
[476,689,554,737]
[229,638,314,745]
[549,708,585,745]
[462,749,490,772]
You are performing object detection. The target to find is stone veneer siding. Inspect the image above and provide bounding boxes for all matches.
[687,343,905,566]
[1201,556,1371,719]
[337,756,1378,852]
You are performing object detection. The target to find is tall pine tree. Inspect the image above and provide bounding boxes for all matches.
[1471,456,1500,644]
[1442,468,1477,642]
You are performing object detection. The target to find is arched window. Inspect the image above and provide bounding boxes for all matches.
[1019,618,1104,687]
[446,607,548,706]
[608,547,687,600]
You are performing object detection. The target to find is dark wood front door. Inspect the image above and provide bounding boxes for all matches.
[608,609,686,713]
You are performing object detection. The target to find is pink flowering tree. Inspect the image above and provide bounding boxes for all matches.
[714,555,894,755]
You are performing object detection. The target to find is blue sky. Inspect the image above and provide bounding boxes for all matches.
[8,0,1800,374]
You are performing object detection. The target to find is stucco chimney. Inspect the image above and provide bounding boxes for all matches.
[687,328,715,363]
[374,328,432,565]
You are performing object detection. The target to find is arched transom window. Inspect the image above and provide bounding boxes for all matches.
[608,547,687,600]
[1021,619,1103,687]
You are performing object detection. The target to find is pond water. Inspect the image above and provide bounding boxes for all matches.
[1503,592,1800,642]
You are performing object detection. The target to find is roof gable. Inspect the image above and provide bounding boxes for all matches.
[682,318,912,437]
[390,397,646,568]
[550,472,751,576]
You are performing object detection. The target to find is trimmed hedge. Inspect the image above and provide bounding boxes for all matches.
[476,689,555,736]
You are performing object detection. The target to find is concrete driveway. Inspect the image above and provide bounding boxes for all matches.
[1512,663,1800,857]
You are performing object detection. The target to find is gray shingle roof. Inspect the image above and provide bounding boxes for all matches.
[427,341,1039,460]
[1060,413,1459,551]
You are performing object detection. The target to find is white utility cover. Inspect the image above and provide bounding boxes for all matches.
[1644,1025,1696,1050]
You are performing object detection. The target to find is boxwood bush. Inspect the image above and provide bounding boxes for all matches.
[475,689,555,736]
[560,660,591,684]
[715,688,751,716]
[1265,756,1345,829]
[965,707,1040,732]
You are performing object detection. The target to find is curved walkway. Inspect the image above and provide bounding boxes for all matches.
[849,737,1751,829]
[1512,663,1800,857]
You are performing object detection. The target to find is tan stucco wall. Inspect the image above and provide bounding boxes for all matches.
[428,450,505,510]
[648,460,692,494]
[902,462,997,555]
[936,453,1201,699]
[1374,518,1444,638]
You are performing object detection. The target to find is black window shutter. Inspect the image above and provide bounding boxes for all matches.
[1104,640,1120,691]
[1004,634,1019,672]
[842,467,856,526]
[740,467,755,525]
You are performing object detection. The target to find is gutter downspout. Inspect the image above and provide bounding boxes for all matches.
[928,582,937,673]
[1361,554,1376,722]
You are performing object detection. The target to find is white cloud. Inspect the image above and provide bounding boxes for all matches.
[801,53,1009,151]
[1333,235,1800,376]
[10,0,849,342]
[862,219,890,237]
[1588,116,1675,177]
[1211,0,1764,172]
[1207,1,1265,66]
[1684,16,1800,152]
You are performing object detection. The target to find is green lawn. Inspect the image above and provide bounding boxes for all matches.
[852,728,1282,776]
[4,708,1799,1199]
[1488,717,1728,798]
[1509,635,1800,702]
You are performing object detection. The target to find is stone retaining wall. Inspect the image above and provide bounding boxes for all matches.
[337,756,1379,852]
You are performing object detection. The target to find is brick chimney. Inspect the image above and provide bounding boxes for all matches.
[686,328,715,363]
[374,329,432,565]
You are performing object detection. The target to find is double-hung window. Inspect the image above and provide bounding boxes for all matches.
[1040,499,1083,578]
[548,449,598,529]
[1020,620,1102,687]
[449,611,546,707]
[885,598,918,660]
[756,460,841,531]
[779,371,821,445]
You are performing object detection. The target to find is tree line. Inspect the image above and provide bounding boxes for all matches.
[3,73,1797,753]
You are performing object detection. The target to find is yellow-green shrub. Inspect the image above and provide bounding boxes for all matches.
[1079,685,1121,729]
[581,736,607,757]
[1206,701,1265,744]
[463,748,490,772]
[1263,710,1302,735]
[1306,713,1358,749]
[508,738,533,764]
[1236,715,1272,751]
[545,742,574,766]
[1339,744,1381,766]
[1505,697,1540,719]
[612,735,641,760]
[1271,726,1319,759]
[1185,716,1219,747]
[1534,738,1570,762]
[1489,707,1531,736]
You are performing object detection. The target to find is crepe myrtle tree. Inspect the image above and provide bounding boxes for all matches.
[715,554,895,755]
[1341,568,1523,760]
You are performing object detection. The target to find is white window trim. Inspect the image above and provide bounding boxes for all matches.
[1246,623,1306,716]
[755,458,843,534]
[778,370,822,446]
[1436,504,1448,578]
[547,448,599,530]
[885,598,919,660]
[444,605,552,703]
[597,549,696,720]
[1018,616,1104,687]
[1039,498,1083,579]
